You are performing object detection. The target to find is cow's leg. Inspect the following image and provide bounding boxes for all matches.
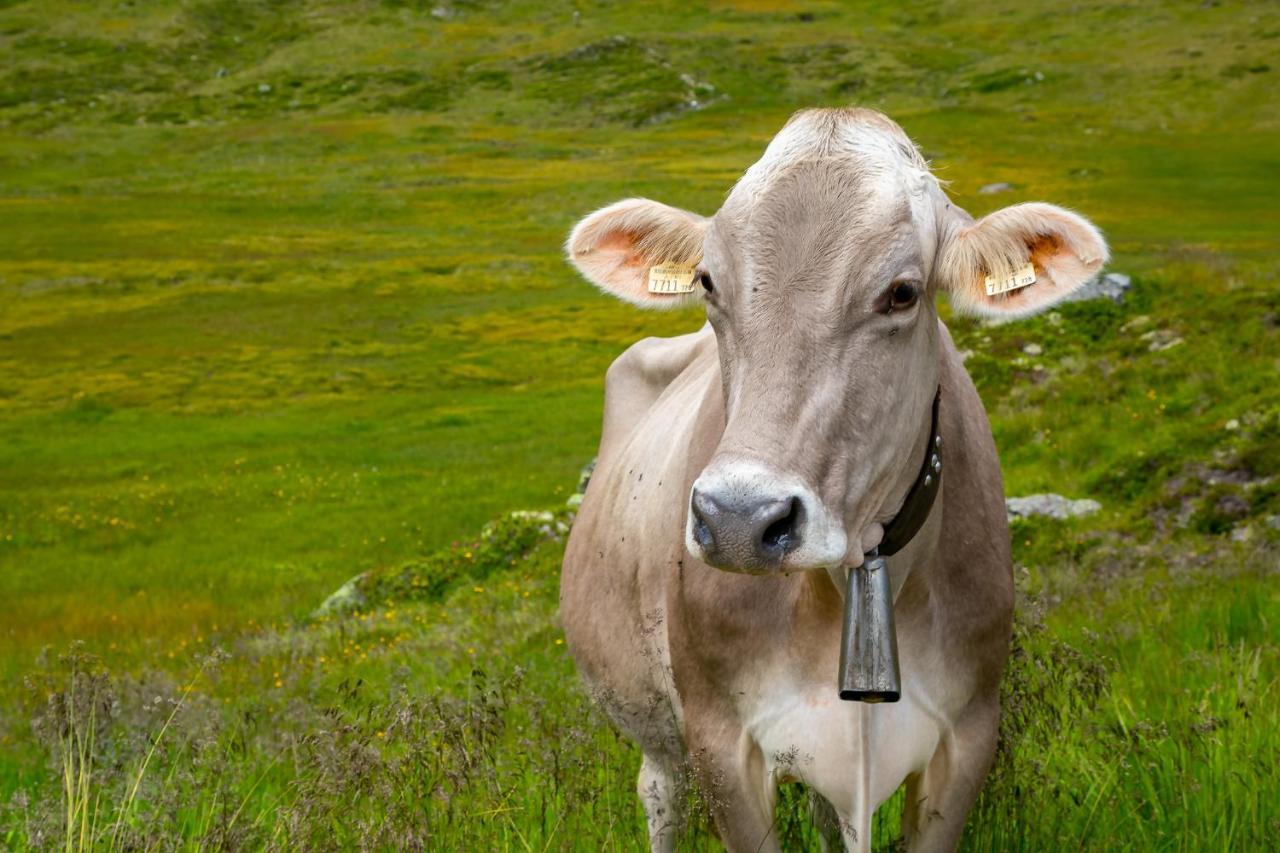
[798,701,874,853]
[809,790,846,853]
[901,701,999,852]
[637,753,683,852]
[828,787,872,853]
[706,772,779,853]
[687,736,779,853]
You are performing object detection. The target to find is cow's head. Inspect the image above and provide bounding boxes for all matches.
[567,108,1107,574]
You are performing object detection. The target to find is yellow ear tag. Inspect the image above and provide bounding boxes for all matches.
[648,262,698,295]
[984,262,1037,296]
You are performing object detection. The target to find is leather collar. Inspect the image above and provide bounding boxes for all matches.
[874,387,942,558]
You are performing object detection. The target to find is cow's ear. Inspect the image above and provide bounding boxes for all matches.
[566,198,707,309]
[938,202,1108,318]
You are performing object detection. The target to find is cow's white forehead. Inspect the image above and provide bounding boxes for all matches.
[724,109,937,219]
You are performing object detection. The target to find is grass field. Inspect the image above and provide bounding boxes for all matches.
[1,0,1278,848]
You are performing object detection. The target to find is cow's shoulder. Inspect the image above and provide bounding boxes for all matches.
[601,324,714,449]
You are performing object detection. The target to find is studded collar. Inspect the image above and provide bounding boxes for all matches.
[874,387,942,558]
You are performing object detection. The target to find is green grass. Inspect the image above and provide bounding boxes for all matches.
[4,516,1275,849]
[1,0,1278,847]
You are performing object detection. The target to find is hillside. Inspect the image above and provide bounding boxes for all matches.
[0,0,1277,848]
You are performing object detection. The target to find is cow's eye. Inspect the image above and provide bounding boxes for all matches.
[888,280,919,310]
[698,271,714,294]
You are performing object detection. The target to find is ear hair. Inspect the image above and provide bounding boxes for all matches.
[566,198,707,309]
[940,202,1108,319]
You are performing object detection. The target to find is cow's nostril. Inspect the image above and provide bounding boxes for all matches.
[693,514,715,550]
[690,489,719,551]
[760,497,802,555]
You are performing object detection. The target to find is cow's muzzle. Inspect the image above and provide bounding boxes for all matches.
[686,460,847,573]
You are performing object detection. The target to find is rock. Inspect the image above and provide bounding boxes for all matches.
[978,182,1013,195]
[1061,271,1131,304]
[1006,493,1102,521]
[1057,354,1084,373]
[1213,494,1250,520]
[1230,525,1254,543]
[1022,343,1042,356]
[1141,328,1183,352]
[313,573,367,618]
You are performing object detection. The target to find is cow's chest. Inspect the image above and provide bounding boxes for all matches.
[670,551,962,809]
[741,650,953,814]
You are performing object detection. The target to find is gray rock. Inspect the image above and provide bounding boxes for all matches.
[1061,272,1131,304]
[313,573,367,618]
[1230,525,1254,543]
[1006,493,1102,521]
[978,182,1013,195]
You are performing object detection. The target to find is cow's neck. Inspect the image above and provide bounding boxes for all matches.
[823,385,943,599]
[877,387,942,558]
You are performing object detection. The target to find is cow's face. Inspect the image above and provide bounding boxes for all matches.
[567,108,1107,574]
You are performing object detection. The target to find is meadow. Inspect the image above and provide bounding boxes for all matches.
[1,0,1277,848]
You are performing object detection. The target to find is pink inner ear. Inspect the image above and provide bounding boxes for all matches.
[1029,233,1062,270]
[1030,231,1095,294]
[595,230,646,268]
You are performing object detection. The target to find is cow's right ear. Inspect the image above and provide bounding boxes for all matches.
[566,198,707,309]
[936,202,1108,319]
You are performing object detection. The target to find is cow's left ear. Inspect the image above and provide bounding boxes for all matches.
[937,202,1108,318]
[566,198,707,309]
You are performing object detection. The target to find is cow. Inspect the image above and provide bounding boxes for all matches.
[560,108,1107,852]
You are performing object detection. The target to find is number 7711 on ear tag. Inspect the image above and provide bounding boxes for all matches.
[648,263,698,294]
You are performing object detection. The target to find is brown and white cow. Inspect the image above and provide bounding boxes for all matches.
[561,108,1106,852]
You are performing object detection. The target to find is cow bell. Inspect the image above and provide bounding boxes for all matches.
[838,553,901,703]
